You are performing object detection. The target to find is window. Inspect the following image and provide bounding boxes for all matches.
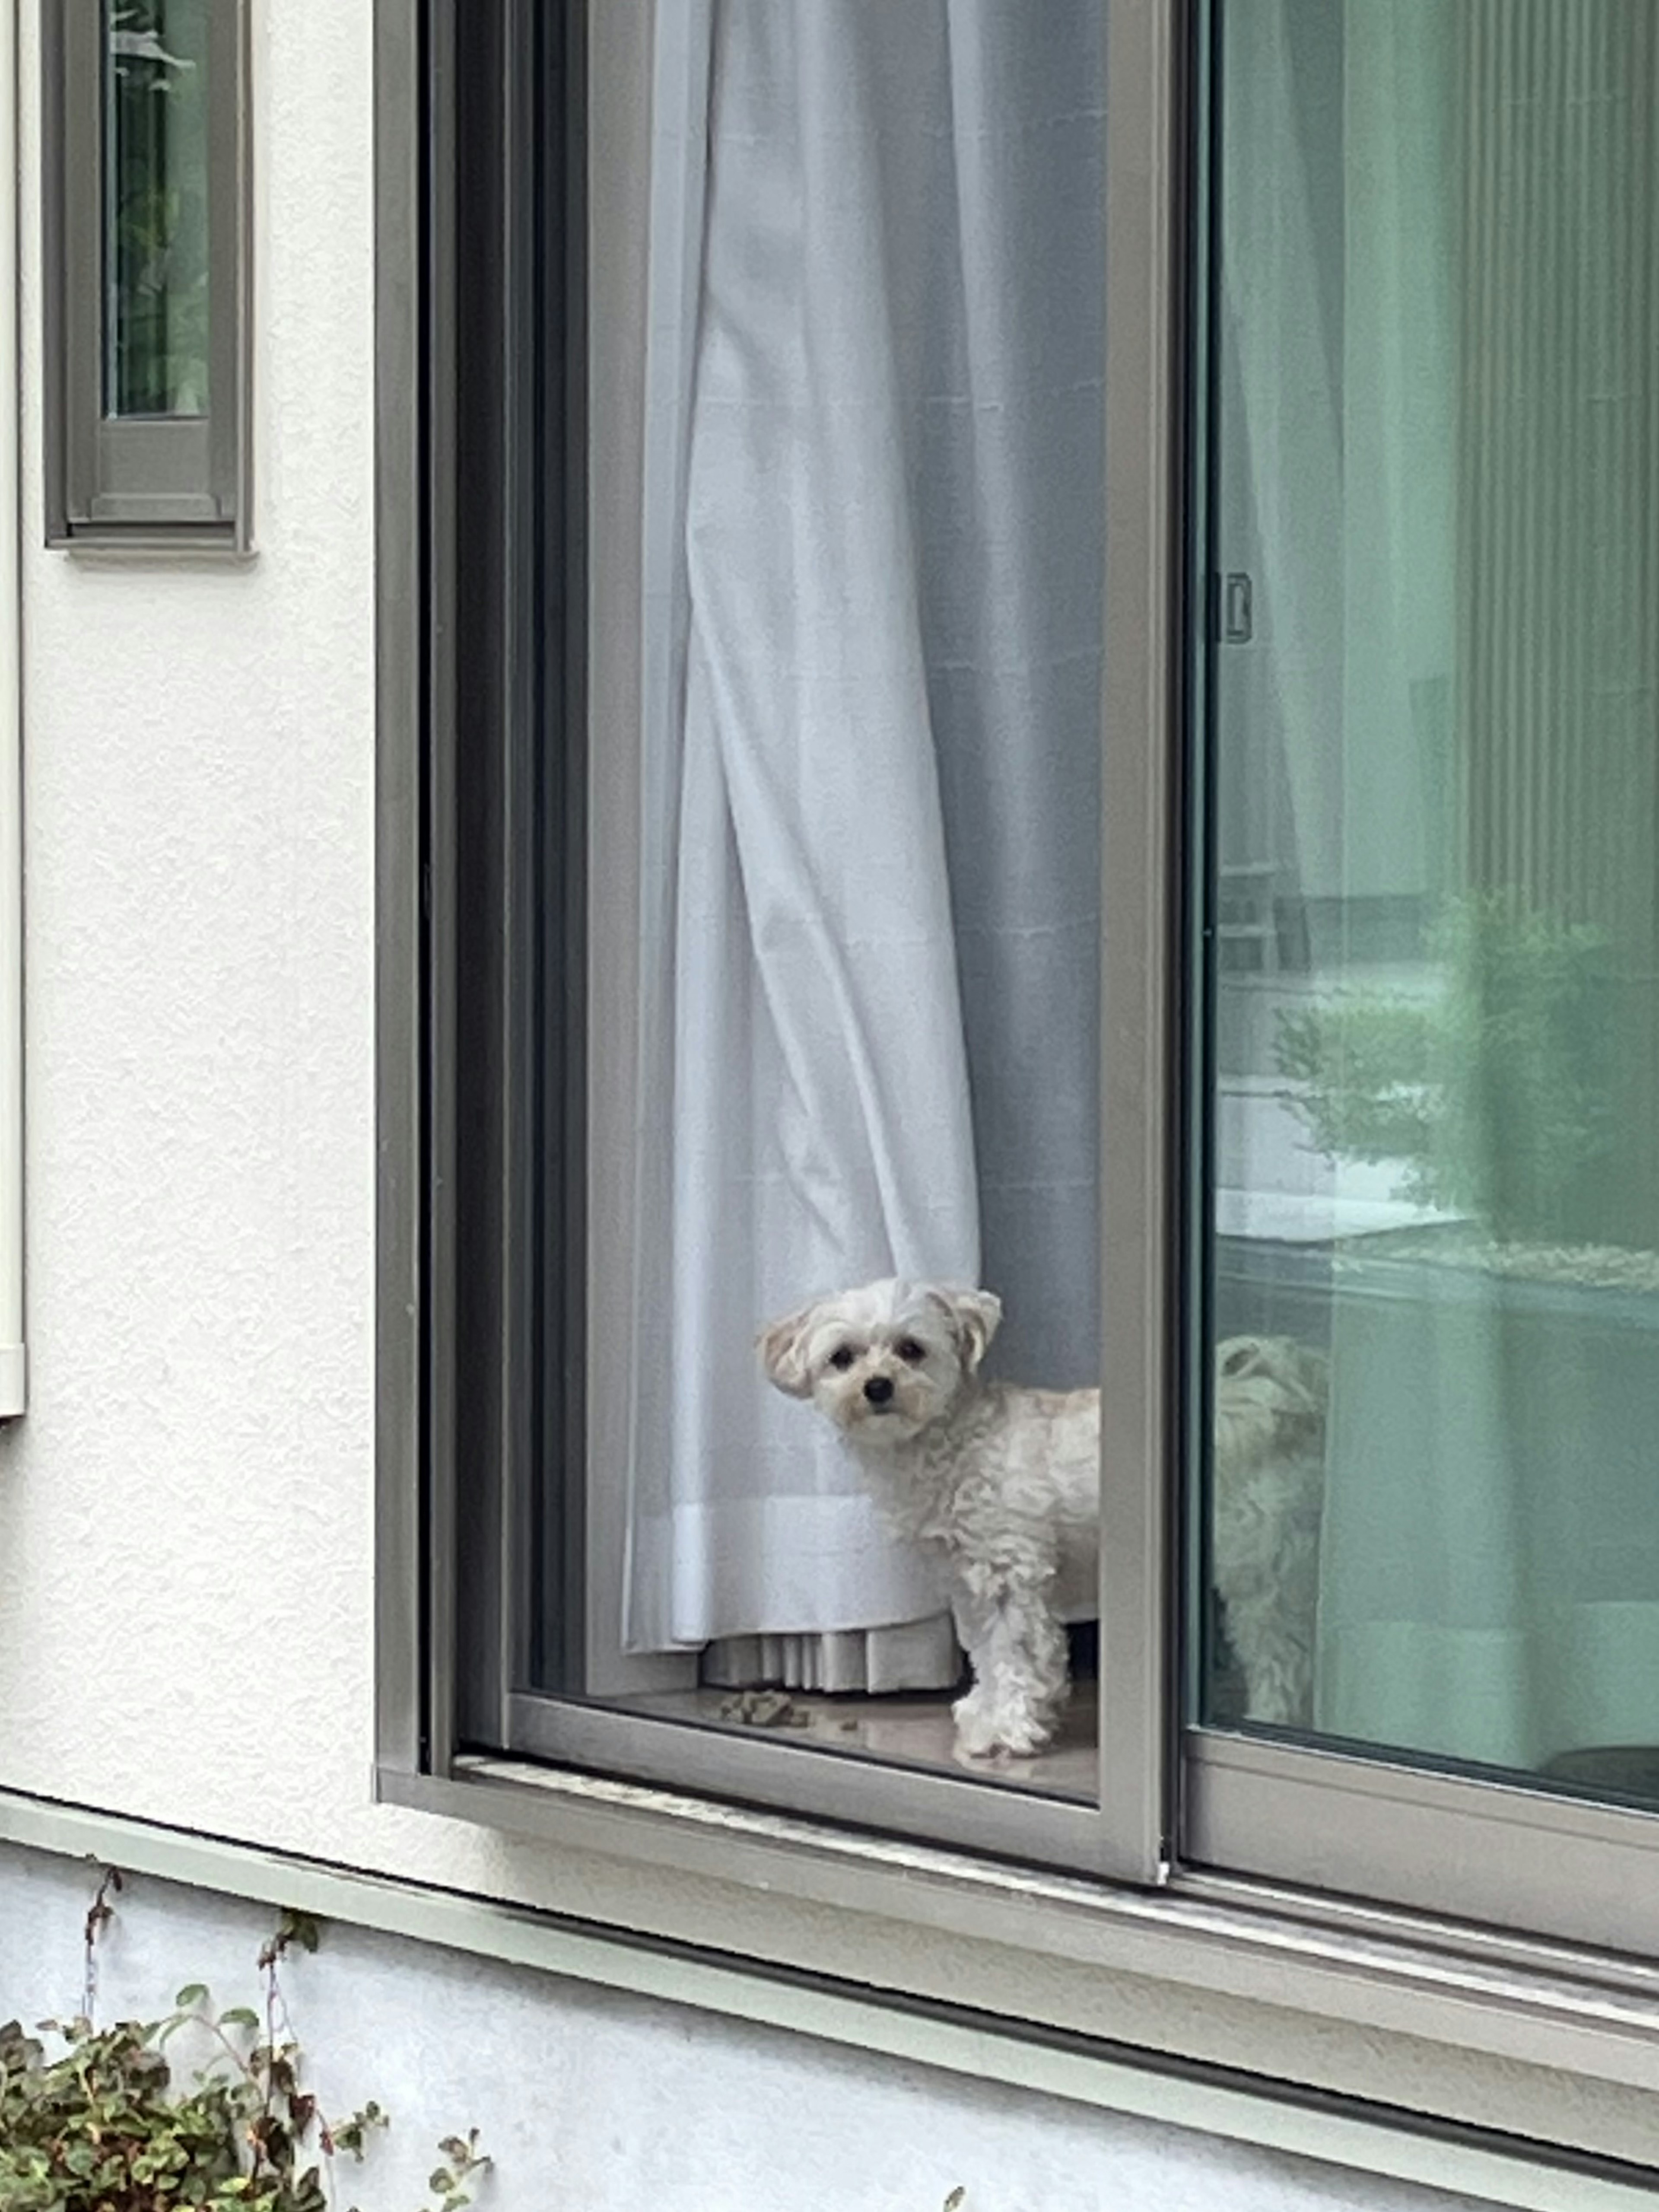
[44,0,251,550]
[380,0,1659,1985]
[1188,0,1659,1957]
[555,0,1114,1865]
[398,0,1128,1875]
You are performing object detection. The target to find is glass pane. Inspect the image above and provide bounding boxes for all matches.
[1198,0,1659,1804]
[103,0,211,419]
[537,0,1106,1803]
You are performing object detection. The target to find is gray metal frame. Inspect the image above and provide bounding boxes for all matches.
[1096,0,1186,1887]
[372,0,425,1782]
[1188,1732,1659,1960]
[43,0,252,551]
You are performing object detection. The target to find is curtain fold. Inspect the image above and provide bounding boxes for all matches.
[622,0,1105,1667]
[701,1618,962,1698]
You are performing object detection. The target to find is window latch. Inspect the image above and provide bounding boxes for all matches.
[1217,571,1254,643]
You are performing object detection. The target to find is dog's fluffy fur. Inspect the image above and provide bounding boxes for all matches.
[760,1277,1326,1760]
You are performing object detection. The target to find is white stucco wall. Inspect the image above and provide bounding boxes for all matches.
[1,0,396,1865]
[0,0,1652,2199]
[0,1843,1492,2212]
[0,0,764,1949]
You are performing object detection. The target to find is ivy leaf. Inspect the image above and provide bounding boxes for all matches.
[16,1879,478,2212]
[276,1909,322,1955]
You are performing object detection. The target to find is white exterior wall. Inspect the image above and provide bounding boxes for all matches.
[0,1,1649,2202]
[2,0,396,1867]
[0,1843,1484,2212]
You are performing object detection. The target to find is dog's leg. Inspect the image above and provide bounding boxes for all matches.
[1219,1514,1319,1730]
[1225,1587,1313,1728]
[950,1560,1068,1760]
[947,1583,1001,1752]
[1214,1458,1322,1731]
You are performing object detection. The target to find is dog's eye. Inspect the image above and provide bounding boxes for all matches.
[827,1345,857,1372]
[896,1338,926,1365]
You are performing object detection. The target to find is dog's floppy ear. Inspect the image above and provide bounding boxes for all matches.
[940,1286,1002,1374]
[756,1300,823,1398]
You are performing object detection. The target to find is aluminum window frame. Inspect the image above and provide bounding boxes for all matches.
[374,0,1659,2097]
[376,0,1183,1881]
[42,0,252,552]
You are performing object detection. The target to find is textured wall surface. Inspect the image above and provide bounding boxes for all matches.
[0,1844,1487,2212]
[1,0,398,1867]
[0,0,1648,2196]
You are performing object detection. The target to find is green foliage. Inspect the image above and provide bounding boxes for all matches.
[1274,994,1438,1174]
[0,1879,487,2212]
[423,2139,489,2212]
[1275,895,1613,1244]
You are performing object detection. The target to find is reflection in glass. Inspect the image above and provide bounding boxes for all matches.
[1202,0,1659,1803]
[103,0,210,418]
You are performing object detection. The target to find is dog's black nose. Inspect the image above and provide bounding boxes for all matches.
[863,1375,895,1406]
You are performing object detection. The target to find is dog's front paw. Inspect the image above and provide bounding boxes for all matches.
[951,1686,999,1759]
[952,1688,1053,1762]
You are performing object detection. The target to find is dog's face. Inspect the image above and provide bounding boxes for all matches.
[758,1276,1001,1448]
[1214,1333,1328,1464]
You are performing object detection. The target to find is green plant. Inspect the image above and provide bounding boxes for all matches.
[0,1871,488,2212]
[1274,894,1612,1243]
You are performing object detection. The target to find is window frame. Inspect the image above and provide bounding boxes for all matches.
[387,0,1173,1881]
[375,0,1659,2121]
[42,0,252,551]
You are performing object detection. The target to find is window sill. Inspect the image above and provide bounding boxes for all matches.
[376,1753,1659,2183]
[47,528,256,560]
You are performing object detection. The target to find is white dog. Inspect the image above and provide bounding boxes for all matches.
[759,1277,1326,1760]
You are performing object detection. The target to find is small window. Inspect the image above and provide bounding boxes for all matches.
[44,0,251,550]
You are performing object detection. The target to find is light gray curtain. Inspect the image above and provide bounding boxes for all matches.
[622,0,1105,1672]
